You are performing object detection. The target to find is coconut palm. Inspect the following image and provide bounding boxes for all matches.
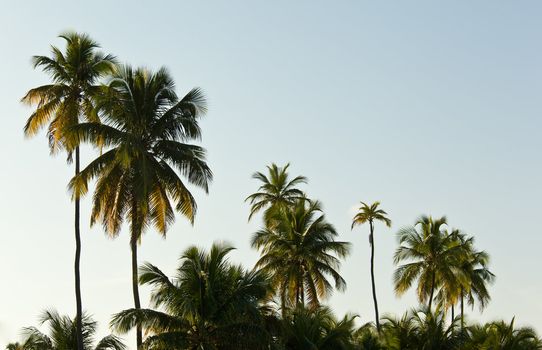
[245,163,307,224]
[252,199,350,309]
[351,201,391,332]
[393,216,468,311]
[430,230,494,329]
[380,312,419,350]
[381,308,462,350]
[69,65,212,348]
[110,243,271,350]
[455,234,495,329]
[464,319,542,350]
[279,305,357,350]
[21,32,116,350]
[6,310,125,350]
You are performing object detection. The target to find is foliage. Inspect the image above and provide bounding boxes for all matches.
[252,199,350,309]
[245,163,307,224]
[110,243,271,349]
[6,310,125,350]
[69,65,212,234]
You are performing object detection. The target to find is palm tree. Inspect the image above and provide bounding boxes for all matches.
[393,216,467,311]
[70,65,212,348]
[6,309,125,350]
[251,199,350,309]
[21,32,116,350]
[351,201,391,332]
[110,243,271,350]
[245,163,307,224]
[381,308,462,350]
[455,234,495,329]
[464,319,542,350]
[430,230,494,329]
[279,305,357,350]
[380,312,418,350]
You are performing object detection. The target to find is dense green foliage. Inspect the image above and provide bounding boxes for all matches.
[15,32,541,349]
[6,310,125,350]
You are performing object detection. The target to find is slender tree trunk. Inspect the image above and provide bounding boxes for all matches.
[131,208,142,349]
[74,146,84,350]
[428,271,436,311]
[460,289,464,331]
[369,221,381,332]
[451,304,455,323]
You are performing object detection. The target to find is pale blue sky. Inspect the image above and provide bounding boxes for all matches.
[1,1,541,348]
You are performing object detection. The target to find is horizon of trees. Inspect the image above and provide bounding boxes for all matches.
[9,32,541,349]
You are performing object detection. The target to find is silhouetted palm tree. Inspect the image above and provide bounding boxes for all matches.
[393,216,467,311]
[21,32,116,350]
[252,199,350,309]
[110,243,271,349]
[279,305,357,350]
[351,201,391,331]
[245,163,307,224]
[6,310,125,350]
[464,319,542,350]
[70,65,212,348]
[381,308,461,350]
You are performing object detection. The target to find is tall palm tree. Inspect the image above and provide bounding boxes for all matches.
[351,201,391,332]
[70,65,212,348]
[251,199,350,309]
[6,309,125,350]
[21,32,116,350]
[245,163,307,224]
[393,216,467,311]
[110,243,271,350]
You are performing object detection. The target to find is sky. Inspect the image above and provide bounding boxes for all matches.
[1,1,541,348]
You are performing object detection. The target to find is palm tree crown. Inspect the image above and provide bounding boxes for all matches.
[22,31,116,153]
[110,243,271,350]
[252,199,350,309]
[70,65,212,232]
[245,163,307,222]
[393,216,468,311]
[7,310,125,350]
[351,201,392,231]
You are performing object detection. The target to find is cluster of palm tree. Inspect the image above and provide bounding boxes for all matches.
[393,216,495,328]
[11,31,542,349]
[21,32,211,349]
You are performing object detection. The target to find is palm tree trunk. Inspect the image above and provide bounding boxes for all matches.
[428,271,436,311]
[74,146,84,350]
[460,289,464,331]
[369,221,381,332]
[131,208,142,349]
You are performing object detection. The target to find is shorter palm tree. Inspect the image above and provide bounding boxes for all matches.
[464,319,542,350]
[252,199,350,309]
[110,243,272,349]
[381,308,462,350]
[279,305,357,350]
[245,163,307,224]
[6,309,125,350]
[351,201,391,331]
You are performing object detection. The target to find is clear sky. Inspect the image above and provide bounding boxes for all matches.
[1,1,541,348]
